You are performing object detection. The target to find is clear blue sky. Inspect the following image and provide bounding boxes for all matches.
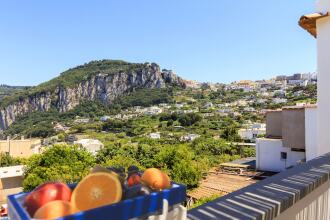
[0,0,316,86]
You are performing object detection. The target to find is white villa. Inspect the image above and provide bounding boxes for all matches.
[256,0,330,172]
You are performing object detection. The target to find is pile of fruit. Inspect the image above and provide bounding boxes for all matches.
[24,166,171,219]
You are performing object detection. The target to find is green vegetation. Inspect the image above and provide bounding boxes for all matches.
[22,136,245,191]
[113,88,174,109]
[5,88,173,137]
[0,152,24,167]
[0,85,29,101]
[189,194,223,209]
[0,60,148,108]
[23,144,96,191]
[2,64,317,211]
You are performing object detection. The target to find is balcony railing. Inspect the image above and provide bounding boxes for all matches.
[188,153,330,220]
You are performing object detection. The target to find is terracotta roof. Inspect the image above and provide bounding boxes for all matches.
[299,12,329,38]
[187,170,257,200]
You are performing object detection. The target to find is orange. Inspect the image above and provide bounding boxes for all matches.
[141,168,171,191]
[33,200,77,219]
[71,172,122,211]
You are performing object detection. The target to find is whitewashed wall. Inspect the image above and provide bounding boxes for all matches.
[316,0,330,12]
[305,108,318,161]
[256,139,305,172]
[317,17,330,158]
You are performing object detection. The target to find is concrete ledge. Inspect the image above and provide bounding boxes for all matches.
[188,153,330,220]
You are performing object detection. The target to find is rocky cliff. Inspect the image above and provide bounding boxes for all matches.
[0,62,186,131]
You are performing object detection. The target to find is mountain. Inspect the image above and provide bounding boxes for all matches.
[0,60,186,131]
[0,85,29,101]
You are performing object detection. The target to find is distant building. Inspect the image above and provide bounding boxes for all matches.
[235,100,248,107]
[175,103,185,109]
[243,107,256,112]
[74,139,104,155]
[232,80,256,92]
[238,123,266,142]
[74,118,90,123]
[203,102,213,109]
[273,90,286,98]
[217,108,233,114]
[149,133,161,139]
[100,116,111,122]
[0,138,41,158]
[53,123,70,132]
[180,134,200,142]
[273,98,287,104]
[0,165,24,204]
[143,106,163,115]
[293,90,304,97]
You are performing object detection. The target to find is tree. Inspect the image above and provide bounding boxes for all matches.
[23,144,96,191]
[0,152,22,167]
[178,113,202,126]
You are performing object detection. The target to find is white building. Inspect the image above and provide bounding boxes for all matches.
[74,118,90,123]
[143,106,163,115]
[149,133,161,139]
[203,102,213,109]
[256,106,317,172]
[243,107,256,112]
[273,98,287,104]
[180,134,200,142]
[100,116,111,122]
[238,128,265,142]
[74,139,104,155]
[238,123,266,142]
[299,0,330,159]
[175,103,185,109]
[217,108,233,114]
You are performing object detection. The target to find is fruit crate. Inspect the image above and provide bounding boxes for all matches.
[7,183,187,220]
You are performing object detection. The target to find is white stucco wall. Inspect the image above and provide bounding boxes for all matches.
[316,0,330,12]
[317,17,330,157]
[256,138,305,172]
[305,108,318,161]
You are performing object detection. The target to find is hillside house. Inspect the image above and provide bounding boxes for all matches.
[272,98,287,104]
[143,106,163,115]
[100,116,111,122]
[149,133,161,139]
[74,118,90,123]
[180,134,200,142]
[74,139,104,155]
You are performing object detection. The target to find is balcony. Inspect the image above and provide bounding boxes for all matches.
[188,153,330,220]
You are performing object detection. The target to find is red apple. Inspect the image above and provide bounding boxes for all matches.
[127,174,141,187]
[24,182,72,217]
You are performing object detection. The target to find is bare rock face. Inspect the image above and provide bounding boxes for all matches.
[0,63,186,131]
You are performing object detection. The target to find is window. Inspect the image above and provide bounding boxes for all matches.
[281,152,287,160]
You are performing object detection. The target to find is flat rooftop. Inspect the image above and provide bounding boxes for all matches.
[0,165,24,179]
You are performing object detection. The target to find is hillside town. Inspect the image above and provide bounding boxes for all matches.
[0,72,318,211]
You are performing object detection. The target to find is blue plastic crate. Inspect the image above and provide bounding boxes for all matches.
[8,183,186,220]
